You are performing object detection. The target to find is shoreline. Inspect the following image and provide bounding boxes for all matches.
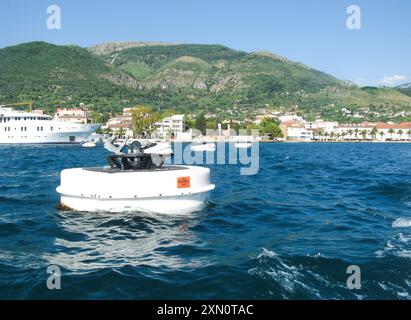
[170,139,411,144]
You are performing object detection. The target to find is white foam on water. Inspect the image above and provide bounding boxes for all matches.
[378,281,410,299]
[375,250,385,258]
[396,250,411,259]
[375,232,411,260]
[397,291,410,299]
[386,241,395,248]
[249,248,351,299]
[256,248,277,259]
[392,218,411,228]
[399,233,411,243]
[378,282,389,291]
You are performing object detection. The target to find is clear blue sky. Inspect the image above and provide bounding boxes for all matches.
[1,0,410,86]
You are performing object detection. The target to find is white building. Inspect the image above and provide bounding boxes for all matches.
[306,119,338,132]
[286,125,313,141]
[155,115,185,139]
[278,114,305,124]
[280,120,313,141]
[315,122,411,141]
[374,122,411,141]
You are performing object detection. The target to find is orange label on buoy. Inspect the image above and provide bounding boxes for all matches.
[177,176,191,188]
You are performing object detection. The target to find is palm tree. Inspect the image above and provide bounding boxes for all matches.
[321,130,327,141]
[407,129,411,141]
[398,129,403,140]
[361,129,368,140]
[103,127,113,135]
[379,130,384,141]
[354,128,359,139]
[370,127,378,140]
[348,129,353,140]
[117,127,125,138]
[388,128,395,140]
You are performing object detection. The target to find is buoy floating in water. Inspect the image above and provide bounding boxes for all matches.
[56,138,215,215]
[81,141,96,148]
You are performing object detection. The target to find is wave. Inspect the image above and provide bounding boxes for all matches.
[251,248,411,300]
[248,248,351,299]
[375,231,411,262]
[392,218,411,228]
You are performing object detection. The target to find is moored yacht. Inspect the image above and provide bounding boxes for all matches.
[0,107,101,144]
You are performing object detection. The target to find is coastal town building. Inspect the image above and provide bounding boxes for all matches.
[54,108,91,124]
[32,109,45,115]
[100,108,411,142]
[279,120,313,141]
[105,108,133,136]
[306,119,338,132]
[155,114,185,139]
[278,114,305,124]
[279,116,411,142]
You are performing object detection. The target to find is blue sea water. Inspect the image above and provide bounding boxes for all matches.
[1,142,411,299]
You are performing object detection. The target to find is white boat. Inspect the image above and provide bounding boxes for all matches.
[57,138,215,215]
[234,142,252,148]
[190,142,216,152]
[82,141,96,148]
[0,107,101,144]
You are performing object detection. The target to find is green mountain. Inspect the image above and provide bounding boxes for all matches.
[397,82,411,97]
[0,41,140,113]
[1,41,411,122]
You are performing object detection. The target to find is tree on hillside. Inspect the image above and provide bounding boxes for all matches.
[260,117,280,127]
[259,118,283,138]
[247,124,260,136]
[206,120,217,130]
[149,111,161,134]
[91,111,110,124]
[195,113,207,135]
[161,108,177,118]
[131,105,157,138]
[184,116,195,131]
[264,123,283,138]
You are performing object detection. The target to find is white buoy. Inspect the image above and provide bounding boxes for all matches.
[82,141,96,148]
[57,138,215,215]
